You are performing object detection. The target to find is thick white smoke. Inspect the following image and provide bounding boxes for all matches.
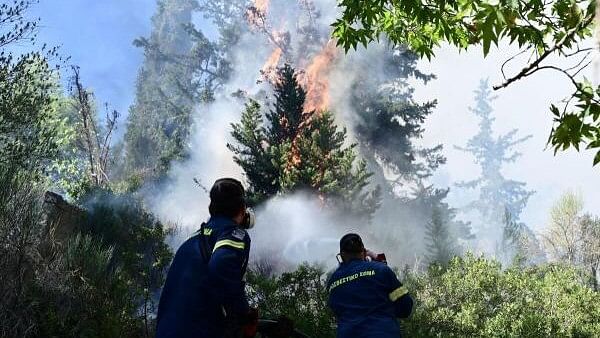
[146,0,461,270]
[251,193,350,269]
[148,16,276,229]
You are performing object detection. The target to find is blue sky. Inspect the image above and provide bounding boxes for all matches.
[32,0,156,123]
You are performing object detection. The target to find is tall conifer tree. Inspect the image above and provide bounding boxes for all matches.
[425,205,457,265]
[124,0,197,177]
[348,47,470,260]
[124,0,236,179]
[456,79,535,252]
[229,64,380,220]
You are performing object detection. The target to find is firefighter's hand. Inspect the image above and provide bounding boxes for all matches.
[365,249,378,261]
[242,307,259,338]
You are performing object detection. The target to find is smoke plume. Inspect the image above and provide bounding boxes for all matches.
[148,0,457,270]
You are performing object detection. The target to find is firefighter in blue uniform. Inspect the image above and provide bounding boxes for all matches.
[327,233,413,338]
[156,178,258,338]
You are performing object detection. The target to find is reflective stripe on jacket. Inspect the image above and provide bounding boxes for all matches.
[156,216,251,338]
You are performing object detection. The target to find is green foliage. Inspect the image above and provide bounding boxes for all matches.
[0,1,69,176]
[579,214,600,291]
[350,47,444,182]
[425,205,458,266]
[0,164,140,337]
[124,0,238,180]
[281,111,381,221]
[333,0,594,58]
[0,51,62,174]
[82,189,174,323]
[403,254,600,337]
[247,264,335,338]
[124,0,199,178]
[247,255,599,338]
[0,1,174,336]
[48,93,106,200]
[35,234,140,338]
[543,191,600,290]
[230,98,281,203]
[0,165,46,337]
[230,64,380,221]
[332,0,600,166]
[266,64,306,145]
[0,163,172,337]
[549,79,600,165]
[230,64,308,203]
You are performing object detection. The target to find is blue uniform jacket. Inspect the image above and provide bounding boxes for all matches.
[156,216,251,338]
[327,259,413,338]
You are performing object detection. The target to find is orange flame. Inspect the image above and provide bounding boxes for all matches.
[254,0,270,13]
[260,47,282,84]
[301,40,338,114]
[246,0,270,28]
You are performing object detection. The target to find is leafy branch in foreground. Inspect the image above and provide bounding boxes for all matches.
[332,0,600,166]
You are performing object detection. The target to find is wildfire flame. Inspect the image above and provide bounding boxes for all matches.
[246,0,270,28]
[260,47,282,84]
[254,0,270,13]
[284,40,339,169]
[301,39,338,114]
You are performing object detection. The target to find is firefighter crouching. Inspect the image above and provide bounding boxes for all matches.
[327,233,413,338]
[156,178,258,338]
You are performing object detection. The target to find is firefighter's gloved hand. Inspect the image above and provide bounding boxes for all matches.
[242,307,259,338]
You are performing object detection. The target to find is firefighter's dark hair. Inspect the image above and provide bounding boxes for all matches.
[340,233,365,254]
[209,178,246,218]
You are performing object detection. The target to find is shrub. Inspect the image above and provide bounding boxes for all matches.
[247,263,336,338]
[403,254,600,337]
[82,189,174,336]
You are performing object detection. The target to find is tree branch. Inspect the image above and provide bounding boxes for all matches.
[493,15,594,91]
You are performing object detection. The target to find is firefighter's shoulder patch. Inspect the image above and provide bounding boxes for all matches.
[231,228,246,240]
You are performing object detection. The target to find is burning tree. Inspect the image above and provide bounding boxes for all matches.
[229,64,380,222]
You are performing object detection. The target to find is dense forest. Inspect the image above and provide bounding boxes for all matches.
[0,0,599,337]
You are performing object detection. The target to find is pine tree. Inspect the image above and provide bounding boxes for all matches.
[282,111,381,221]
[348,46,469,259]
[229,64,380,220]
[456,79,534,242]
[425,205,456,265]
[229,64,306,203]
[123,0,237,180]
[351,47,445,185]
[265,64,306,144]
[408,183,470,265]
[124,0,197,178]
[229,99,279,203]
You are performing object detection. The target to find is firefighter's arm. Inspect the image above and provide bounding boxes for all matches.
[208,237,250,315]
[382,266,414,319]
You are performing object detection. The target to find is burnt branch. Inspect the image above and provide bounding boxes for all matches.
[70,66,118,187]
